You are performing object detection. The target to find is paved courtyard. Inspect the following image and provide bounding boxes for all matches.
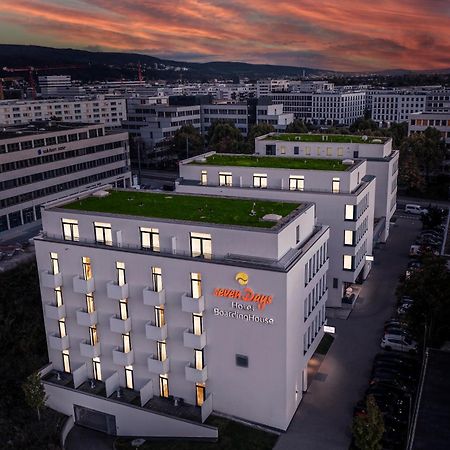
[275,216,422,450]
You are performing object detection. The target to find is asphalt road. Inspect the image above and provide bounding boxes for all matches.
[275,216,422,450]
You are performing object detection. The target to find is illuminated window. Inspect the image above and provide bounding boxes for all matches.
[152,267,163,292]
[159,375,169,398]
[58,318,67,338]
[201,170,208,185]
[305,147,311,155]
[190,232,211,259]
[289,175,304,191]
[82,257,92,280]
[119,299,128,320]
[62,218,79,241]
[116,261,126,286]
[125,365,134,389]
[50,252,59,275]
[196,383,206,406]
[327,147,332,156]
[93,357,102,381]
[54,287,63,307]
[140,227,160,252]
[343,255,353,270]
[157,340,167,361]
[94,222,112,246]
[337,147,343,156]
[219,172,232,187]
[122,332,132,353]
[332,177,340,193]
[193,313,203,335]
[345,204,355,221]
[89,325,98,346]
[62,350,71,373]
[253,173,267,188]
[86,293,95,313]
[155,306,165,327]
[195,349,204,370]
[190,272,202,299]
[344,230,354,246]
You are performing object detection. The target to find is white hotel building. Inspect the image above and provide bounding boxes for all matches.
[36,189,329,436]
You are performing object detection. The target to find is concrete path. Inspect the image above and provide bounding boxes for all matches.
[275,216,422,450]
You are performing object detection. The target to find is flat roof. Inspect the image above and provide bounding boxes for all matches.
[262,133,389,144]
[61,190,301,229]
[0,121,95,140]
[191,154,351,171]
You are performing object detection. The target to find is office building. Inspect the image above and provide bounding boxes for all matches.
[36,188,329,436]
[0,122,131,235]
[200,103,249,136]
[38,75,73,97]
[371,91,427,124]
[409,112,450,147]
[256,103,294,132]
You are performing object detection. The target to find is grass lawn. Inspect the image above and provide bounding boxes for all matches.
[263,133,388,144]
[63,191,300,228]
[197,154,348,171]
[114,416,278,450]
[316,334,335,355]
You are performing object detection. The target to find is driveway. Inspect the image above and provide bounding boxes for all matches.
[275,216,422,450]
[65,425,114,450]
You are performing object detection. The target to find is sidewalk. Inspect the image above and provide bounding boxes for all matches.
[274,217,421,450]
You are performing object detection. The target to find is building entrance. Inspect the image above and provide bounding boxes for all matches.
[74,404,117,435]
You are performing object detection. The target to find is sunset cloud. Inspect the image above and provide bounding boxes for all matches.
[0,0,448,71]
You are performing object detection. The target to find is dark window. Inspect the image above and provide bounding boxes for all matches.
[265,144,276,156]
[333,278,338,289]
[236,354,248,367]
[353,151,359,158]
[294,146,299,155]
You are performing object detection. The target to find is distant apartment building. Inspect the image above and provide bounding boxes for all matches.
[371,91,427,124]
[257,79,290,97]
[0,96,127,128]
[409,112,450,148]
[256,103,294,131]
[0,122,131,235]
[200,103,249,136]
[425,91,450,113]
[38,75,73,97]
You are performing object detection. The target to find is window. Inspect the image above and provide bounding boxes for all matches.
[190,232,211,259]
[343,255,353,270]
[119,299,128,320]
[296,225,300,244]
[337,147,343,157]
[345,204,355,221]
[62,350,71,373]
[93,357,102,381]
[219,172,232,187]
[94,222,112,246]
[159,375,169,398]
[116,261,126,286]
[326,147,332,156]
[152,267,163,292]
[294,146,299,155]
[50,252,59,274]
[62,218,79,241]
[155,306,165,327]
[195,349,204,370]
[190,272,202,299]
[193,313,203,335]
[253,173,267,188]
[344,230,354,246]
[86,293,95,313]
[196,383,206,406]
[332,177,340,193]
[280,146,286,155]
[82,257,92,280]
[236,354,248,367]
[305,147,311,155]
[125,365,134,389]
[89,325,98,345]
[55,287,63,307]
[201,170,208,185]
[122,332,132,352]
[157,340,167,361]
[266,144,276,155]
[289,175,304,191]
[140,227,160,251]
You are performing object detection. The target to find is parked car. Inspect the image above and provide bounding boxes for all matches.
[381,335,418,353]
[384,327,412,340]
[405,204,428,215]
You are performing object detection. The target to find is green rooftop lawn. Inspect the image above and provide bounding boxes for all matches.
[197,154,348,171]
[63,191,299,228]
[263,133,388,144]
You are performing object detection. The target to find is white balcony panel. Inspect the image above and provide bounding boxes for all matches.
[147,354,170,374]
[183,329,206,349]
[40,271,63,288]
[107,281,129,300]
[112,348,134,366]
[44,303,66,321]
[110,316,132,334]
[181,294,205,314]
[185,363,208,383]
[48,334,70,351]
[80,341,101,358]
[143,288,166,306]
[73,276,95,294]
[145,322,168,341]
[76,309,98,327]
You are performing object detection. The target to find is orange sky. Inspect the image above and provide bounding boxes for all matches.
[0,0,449,71]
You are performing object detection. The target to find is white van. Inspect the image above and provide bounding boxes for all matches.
[405,204,428,215]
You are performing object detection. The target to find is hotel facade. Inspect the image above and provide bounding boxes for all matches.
[36,189,330,437]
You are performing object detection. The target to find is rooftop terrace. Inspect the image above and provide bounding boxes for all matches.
[262,133,389,144]
[192,154,349,171]
[62,190,300,229]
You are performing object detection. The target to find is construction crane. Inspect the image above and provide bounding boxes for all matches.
[2,65,83,99]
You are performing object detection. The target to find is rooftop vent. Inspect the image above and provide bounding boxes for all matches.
[92,190,110,198]
[371,139,382,143]
[342,159,354,165]
[262,213,282,222]
[195,157,207,163]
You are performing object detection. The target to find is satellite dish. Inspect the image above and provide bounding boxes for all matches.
[362,135,368,141]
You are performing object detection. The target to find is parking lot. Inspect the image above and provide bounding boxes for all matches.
[275,215,422,450]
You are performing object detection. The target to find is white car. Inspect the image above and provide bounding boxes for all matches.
[405,204,428,215]
[381,334,418,353]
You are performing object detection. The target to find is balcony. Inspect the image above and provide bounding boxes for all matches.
[40,271,63,289]
[107,281,129,300]
[147,354,170,374]
[143,287,166,306]
[44,303,66,321]
[185,363,208,383]
[80,341,101,358]
[145,322,168,341]
[181,294,205,314]
[76,309,98,327]
[183,329,206,349]
[73,276,95,294]
[48,333,70,351]
[112,347,134,366]
[110,315,132,334]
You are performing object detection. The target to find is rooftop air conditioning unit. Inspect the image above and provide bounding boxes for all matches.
[372,139,382,143]
[342,159,354,165]
[92,190,110,198]
[262,213,283,222]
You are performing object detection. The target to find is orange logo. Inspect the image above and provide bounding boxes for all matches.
[213,287,272,310]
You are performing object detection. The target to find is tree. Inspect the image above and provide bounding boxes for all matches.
[385,122,408,148]
[247,123,275,152]
[22,371,48,421]
[285,119,309,133]
[421,206,446,230]
[349,117,379,133]
[169,124,204,160]
[352,395,385,450]
[207,120,245,153]
[398,153,425,193]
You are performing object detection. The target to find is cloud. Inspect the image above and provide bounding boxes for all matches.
[0,0,448,71]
